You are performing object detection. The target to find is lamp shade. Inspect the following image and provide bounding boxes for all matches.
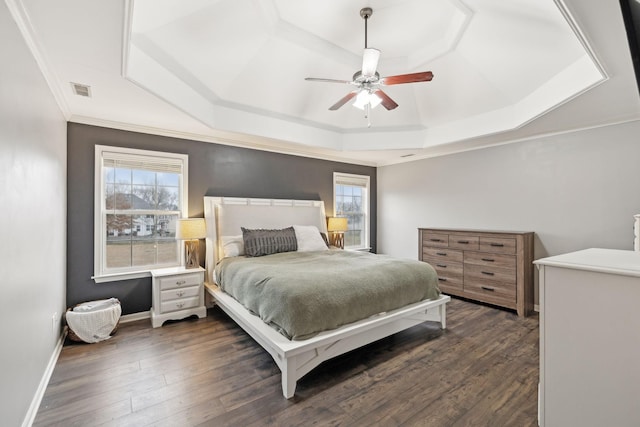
[327,217,348,232]
[175,218,206,240]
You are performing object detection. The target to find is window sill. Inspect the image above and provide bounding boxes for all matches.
[92,270,152,283]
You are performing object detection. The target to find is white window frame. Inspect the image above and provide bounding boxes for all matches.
[93,145,188,283]
[333,172,370,251]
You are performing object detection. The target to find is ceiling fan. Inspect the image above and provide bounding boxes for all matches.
[305,7,434,125]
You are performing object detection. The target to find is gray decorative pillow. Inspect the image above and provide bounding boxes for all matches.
[241,227,298,257]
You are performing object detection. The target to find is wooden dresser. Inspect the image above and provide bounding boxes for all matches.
[419,228,534,316]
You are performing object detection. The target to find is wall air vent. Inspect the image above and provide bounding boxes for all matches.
[71,82,91,97]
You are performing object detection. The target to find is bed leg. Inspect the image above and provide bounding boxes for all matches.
[281,358,297,399]
[440,303,447,329]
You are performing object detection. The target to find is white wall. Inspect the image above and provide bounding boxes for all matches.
[0,3,67,426]
[377,120,640,304]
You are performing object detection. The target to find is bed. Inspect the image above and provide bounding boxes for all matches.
[203,196,450,398]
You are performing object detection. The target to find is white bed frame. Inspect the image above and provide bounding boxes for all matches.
[203,196,450,398]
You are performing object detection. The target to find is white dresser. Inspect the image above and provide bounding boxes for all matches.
[534,249,640,427]
[150,266,207,328]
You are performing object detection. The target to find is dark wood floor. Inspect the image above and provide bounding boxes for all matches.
[34,298,539,427]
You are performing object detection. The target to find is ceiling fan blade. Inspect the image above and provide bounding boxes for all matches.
[329,91,358,110]
[305,77,353,84]
[361,48,380,77]
[373,89,398,110]
[380,71,434,85]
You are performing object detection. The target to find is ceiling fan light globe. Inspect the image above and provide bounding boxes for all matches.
[353,90,382,110]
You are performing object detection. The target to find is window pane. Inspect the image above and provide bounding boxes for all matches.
[132,169,155,185]
[114,168,131,185]
[105,214,179,269]
[157,186,179,211]
[157,172,179,186]
[132,185,156,209]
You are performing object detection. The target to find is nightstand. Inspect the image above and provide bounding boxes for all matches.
[150,266,206,328]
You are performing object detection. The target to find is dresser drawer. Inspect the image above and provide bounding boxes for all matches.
[464,251,515,269]
[158,272,202,290]
[422,247,463,263]
[160,296,200,314]
[449,235,479,251]
[463,278,516,308]
[479,237,516,254]
[436,274,464,294]
[422,232,449,248]
[464,264,516,284]
[424,257,464,277]
[161,285,200,302]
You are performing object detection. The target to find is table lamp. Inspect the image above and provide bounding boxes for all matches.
[327,217,348,249]
[176,218,206,268]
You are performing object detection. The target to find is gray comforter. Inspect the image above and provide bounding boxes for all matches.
[214,250,440,340]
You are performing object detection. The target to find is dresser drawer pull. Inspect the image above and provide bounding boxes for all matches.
[175,280,186,285]
[481,271,495,276]
[438,277,447,282]
[457,240,470,244]
[430,238,443,242]
[436,252,447,256]
[481,286,495,292]
[436,264,447,268]
[481,258,495,262]
[490,243,504,247]
[176,290,185,297]
[176,302,185,308]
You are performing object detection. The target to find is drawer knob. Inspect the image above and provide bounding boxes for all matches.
[481,258,495,262]
[176,291,185,297]
[438,277,447,282]
[481,271,495,276]
[176,280,186,285]
[176,302,185,308]
[481,286,495,292]
[436,252,447,256]
[490,243,504,247]
[436,264,447,268]
[430,238,443,242]
[458,240,469,244]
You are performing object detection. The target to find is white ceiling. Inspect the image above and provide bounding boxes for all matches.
[8,0,640,165]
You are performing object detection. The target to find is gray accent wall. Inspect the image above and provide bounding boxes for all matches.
[0,4,67,426]
[377,120,640,305]
[67,123,376,314]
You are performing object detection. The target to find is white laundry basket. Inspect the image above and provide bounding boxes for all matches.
[65,298,121,343]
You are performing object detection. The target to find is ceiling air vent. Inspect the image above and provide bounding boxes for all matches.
[71,82,91,97]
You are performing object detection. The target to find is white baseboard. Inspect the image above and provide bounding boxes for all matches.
[120,310,150,323]
[22,328,67,427]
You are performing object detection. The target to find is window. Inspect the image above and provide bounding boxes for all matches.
[333,172,370,250]
[94,146,188,282]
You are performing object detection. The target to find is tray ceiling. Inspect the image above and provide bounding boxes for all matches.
[9,0,640,165]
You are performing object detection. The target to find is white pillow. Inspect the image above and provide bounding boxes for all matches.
[221,235,244,257]
[293,225,329,252]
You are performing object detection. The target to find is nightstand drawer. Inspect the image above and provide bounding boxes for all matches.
[158,272,202,290]
[161,285,200,302]
[160,296,200,314]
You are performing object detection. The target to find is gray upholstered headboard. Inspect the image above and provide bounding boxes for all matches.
[203,197,327,283]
